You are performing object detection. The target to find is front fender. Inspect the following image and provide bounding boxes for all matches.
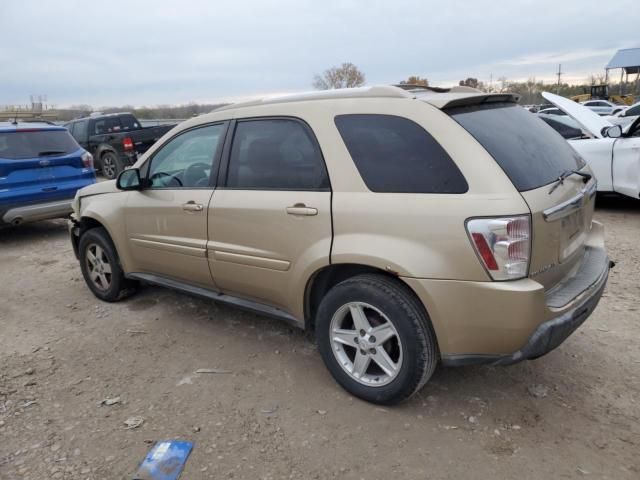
[78,192,132,271]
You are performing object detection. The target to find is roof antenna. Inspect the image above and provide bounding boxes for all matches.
[12,113,19,126]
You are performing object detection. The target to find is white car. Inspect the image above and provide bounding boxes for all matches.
[605,101,640,128]
[543,92,640,199]
[580,99,626,116]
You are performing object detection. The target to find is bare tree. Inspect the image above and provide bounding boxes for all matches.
[313,63,366,90]
[399,75,429,86]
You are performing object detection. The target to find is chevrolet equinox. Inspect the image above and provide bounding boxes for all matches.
[69,85,610,404]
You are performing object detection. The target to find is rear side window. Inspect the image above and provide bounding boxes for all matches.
[226,119,329,190]
[0,130,80,159]
[119,115,140,131]
[449,103,586,192]
[71,120,88,143]
[94,117,121,135]
[335,114,468,193]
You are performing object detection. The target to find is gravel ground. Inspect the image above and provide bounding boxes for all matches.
[0,195,639,479]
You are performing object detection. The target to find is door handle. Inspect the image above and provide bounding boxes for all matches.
[286,203,318,216]
[182,201,204,212]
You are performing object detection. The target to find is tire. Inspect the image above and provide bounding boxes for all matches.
[316,274,438,405]
[78,227,137,302]
[101,151,122,180]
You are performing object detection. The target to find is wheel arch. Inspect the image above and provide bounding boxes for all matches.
[94,145,120,172]
[72,213,128,269]
[304,263,431,333]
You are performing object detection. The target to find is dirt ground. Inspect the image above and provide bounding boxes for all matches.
[0,195,639,480]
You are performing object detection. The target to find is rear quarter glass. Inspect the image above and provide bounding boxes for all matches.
[0,130,80,159]
[334,114,468,193]
[448,103,586,192]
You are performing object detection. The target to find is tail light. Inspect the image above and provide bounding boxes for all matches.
[81,151,94,169]
[466,215,531,280]
[122,137,134,151]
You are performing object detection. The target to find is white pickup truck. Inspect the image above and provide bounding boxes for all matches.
[543,92,640,200]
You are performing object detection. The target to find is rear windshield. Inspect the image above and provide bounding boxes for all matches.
[0,130,80,160]
[448,103,586,191]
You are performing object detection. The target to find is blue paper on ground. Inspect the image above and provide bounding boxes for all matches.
[133,440,193,480]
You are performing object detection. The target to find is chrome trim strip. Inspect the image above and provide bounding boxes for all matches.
[130,238,206,258]
[543,181,596,222]
[211,250,290,271]
[585,180,597,200]
[543,193,584,222]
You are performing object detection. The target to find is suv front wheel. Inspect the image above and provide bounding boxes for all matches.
[316,274,438,405]
[79,227,137,302]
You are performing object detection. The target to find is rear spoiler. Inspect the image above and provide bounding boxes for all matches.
[418,92,521,110]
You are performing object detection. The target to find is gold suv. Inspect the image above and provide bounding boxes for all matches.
[69,86,610,404]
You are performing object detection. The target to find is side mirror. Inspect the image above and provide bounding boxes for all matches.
[603,125,622,138]
[116,168,142,190]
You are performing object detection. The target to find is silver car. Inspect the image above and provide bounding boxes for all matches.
[581,100,626,116]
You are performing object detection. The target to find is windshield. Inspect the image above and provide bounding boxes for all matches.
[0,130,80,160]
[448,103,586,191]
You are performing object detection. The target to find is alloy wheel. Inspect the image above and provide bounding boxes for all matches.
[329,302,403,387]
[85,243,112,291]
[102,154,116,178]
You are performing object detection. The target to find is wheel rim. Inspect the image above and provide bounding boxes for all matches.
[329,302,403,387]
[102,155,116,178]
[85,243,112,291]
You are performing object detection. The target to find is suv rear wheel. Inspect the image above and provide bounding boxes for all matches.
[316,274,438,405]
[79,227,136,302]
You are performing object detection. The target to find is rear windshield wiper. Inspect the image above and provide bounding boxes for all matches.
[549,170,592,194]
[37,150,67,156]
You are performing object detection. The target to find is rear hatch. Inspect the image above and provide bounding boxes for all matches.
[0,128,93,203]
[447,101,594,289]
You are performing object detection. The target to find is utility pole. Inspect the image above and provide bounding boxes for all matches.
[556,64,562,94]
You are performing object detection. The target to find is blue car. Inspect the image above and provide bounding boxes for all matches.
[0,122,96,227]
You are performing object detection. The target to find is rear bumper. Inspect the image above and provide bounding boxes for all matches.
[404,244,610,367]
[490,250,609,366]
[1,199,73,226]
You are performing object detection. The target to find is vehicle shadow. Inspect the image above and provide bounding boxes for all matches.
[596,193,640,210]
[0,219,68,245]
[128,283,594,416]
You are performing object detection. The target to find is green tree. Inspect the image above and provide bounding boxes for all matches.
[313,63,366,90]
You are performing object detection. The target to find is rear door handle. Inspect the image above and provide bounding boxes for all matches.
[182,202,204,212]
[286,203,318,216]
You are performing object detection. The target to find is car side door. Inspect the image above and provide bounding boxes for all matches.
[123,122,228,288]
[208,117,332,318]
[612,117,640,198]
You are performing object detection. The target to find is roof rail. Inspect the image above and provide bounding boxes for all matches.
[215,86,411,112]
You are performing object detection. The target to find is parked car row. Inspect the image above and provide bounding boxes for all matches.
[0,113,178,227]
[0,122,96,226]
[541,92,640,199]
[64,112,175,180]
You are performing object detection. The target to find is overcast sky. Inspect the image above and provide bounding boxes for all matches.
[2,0,639,108]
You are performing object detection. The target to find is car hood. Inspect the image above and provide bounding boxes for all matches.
[542,92,613,139]
[78,179,118,197]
